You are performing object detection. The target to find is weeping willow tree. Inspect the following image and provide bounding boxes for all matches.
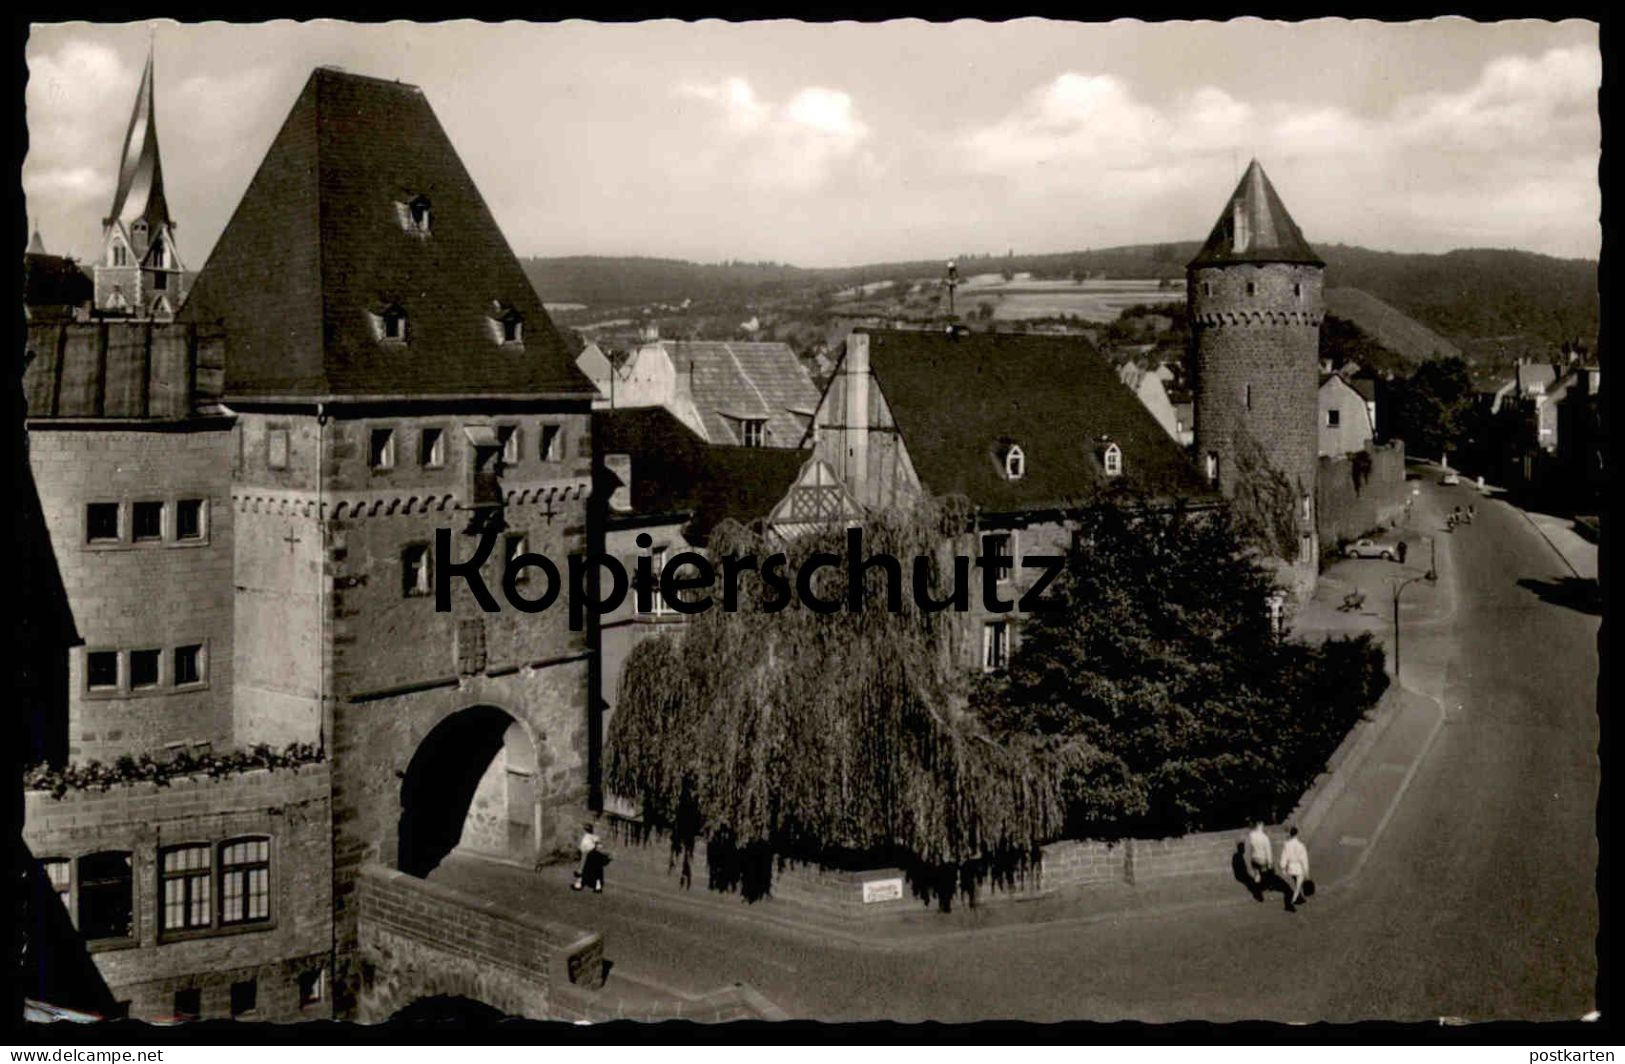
[606,498,1142,905]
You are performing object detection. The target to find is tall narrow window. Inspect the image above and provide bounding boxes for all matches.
[1243,384,1252,410]
[407,196,432,235]
[1246,281,1257,297]
[505,533,529,585]
[381,306,407,342]
[982,621,1009,672]
[419,427,445,468]
[1326,408,1341,427]
[539,424,563,461]
[402,545,431,598]
[267,429,290,471]
[219,837,271,926]
[983,531,1016,585]
[644,546,670,617]
[77,852,134,941]
[160,844,213,933]
[501,313,523,344]
[1205,451,1219,485]
[499,425,521,464]
[1004,445,1025,480]
[369,428,396,470]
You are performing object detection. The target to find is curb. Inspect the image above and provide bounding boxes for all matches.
[1516,507,1589,582]
[1294,683,1407,838]
[1332,686,1448,888]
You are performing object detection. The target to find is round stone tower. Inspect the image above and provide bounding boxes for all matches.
[1188,160,1324,586]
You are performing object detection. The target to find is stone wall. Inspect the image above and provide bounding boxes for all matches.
[22,764,332,1022]
[27,421,236,762]
[353,864,603,1023]
[1316,440,1407,552]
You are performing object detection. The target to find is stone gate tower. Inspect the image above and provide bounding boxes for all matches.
[1188,160,1324,590]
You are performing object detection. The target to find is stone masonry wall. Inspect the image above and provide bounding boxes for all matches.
[22,764,332,1021]
[28,422,236,762]
[1316,441,1408,552]
[353,864,603,1023]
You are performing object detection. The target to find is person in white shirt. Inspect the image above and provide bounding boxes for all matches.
[1279,826,1310,907]
[1245,822,1274,886]
[573,823,601,892]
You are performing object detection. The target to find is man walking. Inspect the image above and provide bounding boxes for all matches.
[572,822,601,892]
[1279,826,1310,909]
[1245,822,1274,895]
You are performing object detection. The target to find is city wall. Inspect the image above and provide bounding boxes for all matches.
[1316,440,1407,551]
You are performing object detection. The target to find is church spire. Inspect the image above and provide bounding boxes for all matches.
[27,219,45,255]
[104,44,171,236]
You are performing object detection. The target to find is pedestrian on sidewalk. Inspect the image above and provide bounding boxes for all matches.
[573,822,601,892]
[1245,822,1274,892]
[1279,827,1310,910]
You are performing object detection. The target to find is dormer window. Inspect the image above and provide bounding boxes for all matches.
[740,419,766,448]
[1102,442,1123,477]
[402,195,432,236]
[374,305,407,343]
[1004,445,1025,480]
[488,304,525,346]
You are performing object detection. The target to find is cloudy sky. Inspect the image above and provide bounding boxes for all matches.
[24,19,1600,270]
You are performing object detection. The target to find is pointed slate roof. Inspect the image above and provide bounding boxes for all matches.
[180,67,594,399]
[105,49,172,235]
[1189,160,1322,269]
[26,223,46,255]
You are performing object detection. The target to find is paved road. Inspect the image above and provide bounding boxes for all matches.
[444,476,1601,1022]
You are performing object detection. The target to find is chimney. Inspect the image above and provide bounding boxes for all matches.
[843,332,871,505]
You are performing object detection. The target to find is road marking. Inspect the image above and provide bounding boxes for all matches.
[1339,835,1369,847]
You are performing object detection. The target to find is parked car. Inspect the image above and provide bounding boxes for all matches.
[1440,472,1461,485]
[1344,537,1402,561]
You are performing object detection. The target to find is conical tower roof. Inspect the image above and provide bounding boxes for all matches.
[26,221,46,255]
[104,48,171,232]
[1189,160,1321,268]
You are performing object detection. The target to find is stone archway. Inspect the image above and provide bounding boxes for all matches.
[397,705,540,878]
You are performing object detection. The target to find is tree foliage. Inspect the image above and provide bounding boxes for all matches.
[1393,355,1475,460]
[608,496,1388,901]
[978,502,1389,834]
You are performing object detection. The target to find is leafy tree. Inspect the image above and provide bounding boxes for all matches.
[978,499,1389,834]
[1392,356,1475,462]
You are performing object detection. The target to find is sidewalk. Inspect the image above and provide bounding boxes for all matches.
[1520,510,1599,581]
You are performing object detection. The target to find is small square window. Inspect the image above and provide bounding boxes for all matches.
[176,499,205,540]
[173,988,201,1022]
[230,979,258,1018]
[740,419,766,448]
[1327,409,1341,427]
[87,503,120,542]
[539,424,563,461]
[133,501,164,542]
[267,429,290,470]
[502,315,523,343]
[369,429,396,470]
[130,649,160,689]
[87,651,119,690]
[420,428,445,468]
[381,307,407,341]
[403,545,431,598]
[175,645,203,686]
[298,969,324,1008]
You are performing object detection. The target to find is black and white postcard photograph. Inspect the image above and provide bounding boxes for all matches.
[13,14,1603,1041]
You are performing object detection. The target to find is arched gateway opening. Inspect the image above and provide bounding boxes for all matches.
[397,705,539,878]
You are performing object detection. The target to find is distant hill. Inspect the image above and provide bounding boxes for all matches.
[1324,288,1460,365]
[521,242,1597,362]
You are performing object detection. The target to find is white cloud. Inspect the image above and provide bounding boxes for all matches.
[673,77,872,194]
[956,44,1600,257]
